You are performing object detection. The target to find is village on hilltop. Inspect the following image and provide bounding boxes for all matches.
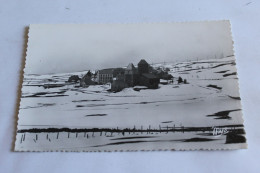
[68,59,185,92]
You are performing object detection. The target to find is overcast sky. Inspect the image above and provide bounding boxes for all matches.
[25,21,234,74]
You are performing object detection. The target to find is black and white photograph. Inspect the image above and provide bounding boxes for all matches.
[15,21,247,151]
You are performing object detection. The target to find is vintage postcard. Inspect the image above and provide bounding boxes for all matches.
[15,21,247,151]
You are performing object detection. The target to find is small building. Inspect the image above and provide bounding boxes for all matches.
[80,71,95,87]
[68,75,81,83]
[111,73,128,92]
[139,73,159,89]
[125,63,138,87]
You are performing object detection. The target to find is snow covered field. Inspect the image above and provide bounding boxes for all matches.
[15,56,246,151]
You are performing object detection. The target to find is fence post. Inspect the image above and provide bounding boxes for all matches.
[20,134,23,143]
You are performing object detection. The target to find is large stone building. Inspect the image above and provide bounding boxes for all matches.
[96,68,114,84]
[97,59,161,91]
[138,59,149,74]
[137,59,159,89]
[125,63,138,87]
[97,68,125,84]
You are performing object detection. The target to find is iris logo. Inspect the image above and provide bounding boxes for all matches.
[212,127,229,136]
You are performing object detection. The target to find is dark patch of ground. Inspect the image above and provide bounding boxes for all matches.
[133,88,148,91]
[45,95,68,97]
[72,99,105,102]
[228,96,241,100]
[161,121,173,123]
[85,114,107,117]
[223,72,237,77]
[215,70,229,73]
[43,84,65,89]
[207,109,241,120]
[207,84,222,90]
[22,91,67,98]
[226,133,246,144]
[22,103,56,109]
[211,62,235,69]
[39,103,55,106]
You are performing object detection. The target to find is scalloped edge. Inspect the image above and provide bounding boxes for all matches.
[14,25,31,152]
[14,21,247,152]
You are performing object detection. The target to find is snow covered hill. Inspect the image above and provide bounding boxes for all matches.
[16,56,245,151]
[19,56,242,129]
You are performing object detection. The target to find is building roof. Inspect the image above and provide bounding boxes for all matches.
[98,68,114,74]
[86,70,92,76]
[126,63,136,70]
[113,68,125,75]
[142,73,157,79]
[138,59,148,65]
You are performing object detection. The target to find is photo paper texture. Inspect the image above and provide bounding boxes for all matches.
[15,21,247,151]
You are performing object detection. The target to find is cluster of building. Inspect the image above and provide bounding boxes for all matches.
[97,59,162,92]
[70,59,173,92]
